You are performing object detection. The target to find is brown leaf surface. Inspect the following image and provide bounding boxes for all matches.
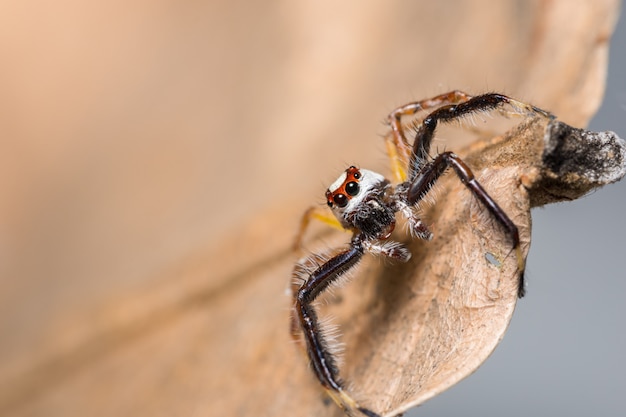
[0,1,622,417]
[207,117,623,417]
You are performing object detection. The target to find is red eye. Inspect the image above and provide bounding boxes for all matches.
[333,194,348,208]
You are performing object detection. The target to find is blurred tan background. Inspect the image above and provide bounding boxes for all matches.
[1,1,623,416]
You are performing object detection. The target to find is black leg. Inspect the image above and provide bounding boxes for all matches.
[293,237,380,415]
[408,152,526,297]
[408,93,551,181]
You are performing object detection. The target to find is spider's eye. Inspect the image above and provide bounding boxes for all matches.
[333,194,348,208]
[345,181,359,196]
[353,171,361,179]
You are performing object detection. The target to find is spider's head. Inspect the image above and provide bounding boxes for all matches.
[325,166,387,220]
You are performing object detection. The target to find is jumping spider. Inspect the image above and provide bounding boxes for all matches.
[291,91,552,417]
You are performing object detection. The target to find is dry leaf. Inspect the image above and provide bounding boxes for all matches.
[223,116,625,417]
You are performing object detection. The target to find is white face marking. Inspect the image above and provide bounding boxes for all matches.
[328,171,348,193]
[344,168,385,211]
[328,168,386,216]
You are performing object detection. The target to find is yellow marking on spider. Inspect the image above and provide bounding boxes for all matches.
[293,206,346,250]
[384,135,408,183]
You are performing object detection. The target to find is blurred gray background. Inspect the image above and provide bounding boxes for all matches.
[413,11,626,417]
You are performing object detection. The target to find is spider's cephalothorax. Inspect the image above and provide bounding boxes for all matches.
[291,91,552,417]
[325,167,395,240]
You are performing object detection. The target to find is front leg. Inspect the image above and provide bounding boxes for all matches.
[292,237,380,417]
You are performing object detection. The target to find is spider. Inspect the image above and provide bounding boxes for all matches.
[290,91,552,417]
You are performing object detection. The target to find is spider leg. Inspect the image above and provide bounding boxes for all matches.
[407,151,526,297]
[386,90,475,182]
[292,236,380,416]
[402,93,552,297]
[363,239,412,262]
[292,235,412,416]
[407,93,552,181]
[391,196,434,240]
[294,206,348,251]
[383,133,410,183]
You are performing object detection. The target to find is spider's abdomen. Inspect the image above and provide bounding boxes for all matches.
[346,198,396,240]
